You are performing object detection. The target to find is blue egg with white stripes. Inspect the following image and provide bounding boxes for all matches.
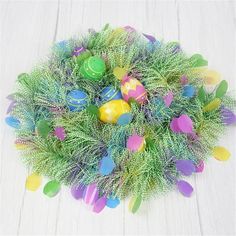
[100,86,122,103]
[67,90,88,112]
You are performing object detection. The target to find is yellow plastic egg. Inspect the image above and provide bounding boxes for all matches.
[99,99,131,124]
[25,173,42,191]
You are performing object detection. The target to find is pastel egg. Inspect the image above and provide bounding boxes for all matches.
[117,113,133,126]
[106,196,120,208]
[67,90,88,112]
[212,146,231,161]
[121,76,147,104]
[43,180,61,197]
[202,69,221,85]
[25,173,42,191]
[71,184,86,200]
[99,99,131,124]
[203,98,221,112]
[93,196,107,213]
[5,116,20,129]
[100,86,122,103]
[128,195,142,214]
[83,183,99,205]
[99,155,116,176]
[127,134,146,152]
[182,85,195,98]
[80,56,106,81]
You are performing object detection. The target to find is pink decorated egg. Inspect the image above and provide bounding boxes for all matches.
[121,76,147,104]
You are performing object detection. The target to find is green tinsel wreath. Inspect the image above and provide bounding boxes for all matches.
[5,25,236,213]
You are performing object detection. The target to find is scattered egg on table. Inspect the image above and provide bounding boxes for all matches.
[80,56,106,81]
[128,195,142,214]
[83,183,99,205]
[99,99,131,124]
[176,180,193,197]
[212,146,231,161]
[67,90,89,112]
[99,155,116,176]
[127,134,146,152]
[71,184,86,200]
[43,180,61,197]
[25,173,42,191]
[100,86,122,103]
[106,196,120,208]
[93,196,107,213]
[5,116,20,129]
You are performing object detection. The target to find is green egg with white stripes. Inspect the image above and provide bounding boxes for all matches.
[80,56,106,81]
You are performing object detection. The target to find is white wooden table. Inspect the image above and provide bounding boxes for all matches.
[0,1,235,235]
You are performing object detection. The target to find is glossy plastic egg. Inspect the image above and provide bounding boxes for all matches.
[99,99,131,124]
[121,75,147,104]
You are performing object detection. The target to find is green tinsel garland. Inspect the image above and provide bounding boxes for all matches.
[5,24,235,213]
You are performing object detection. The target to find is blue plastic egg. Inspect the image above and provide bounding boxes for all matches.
[100,86,122,103]
[67,90,88,112]
[99,155,116,176]
[106,196,120,208]
[5,116,20,129]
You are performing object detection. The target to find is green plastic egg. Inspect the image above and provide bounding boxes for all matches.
[80,56,106,81]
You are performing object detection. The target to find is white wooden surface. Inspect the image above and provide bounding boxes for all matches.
[0,0,236,235]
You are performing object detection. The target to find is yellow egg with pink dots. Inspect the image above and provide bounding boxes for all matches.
[99,99,131,124]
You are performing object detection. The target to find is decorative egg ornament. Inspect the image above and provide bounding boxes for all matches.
[100,86,122,103]
[113,67,147,104]
[99,99,131,124]
[67,90,88,112]
[6,25,235,215]
[80,56,106,81]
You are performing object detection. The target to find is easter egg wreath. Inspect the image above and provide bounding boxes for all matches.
[6,25,236,213]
